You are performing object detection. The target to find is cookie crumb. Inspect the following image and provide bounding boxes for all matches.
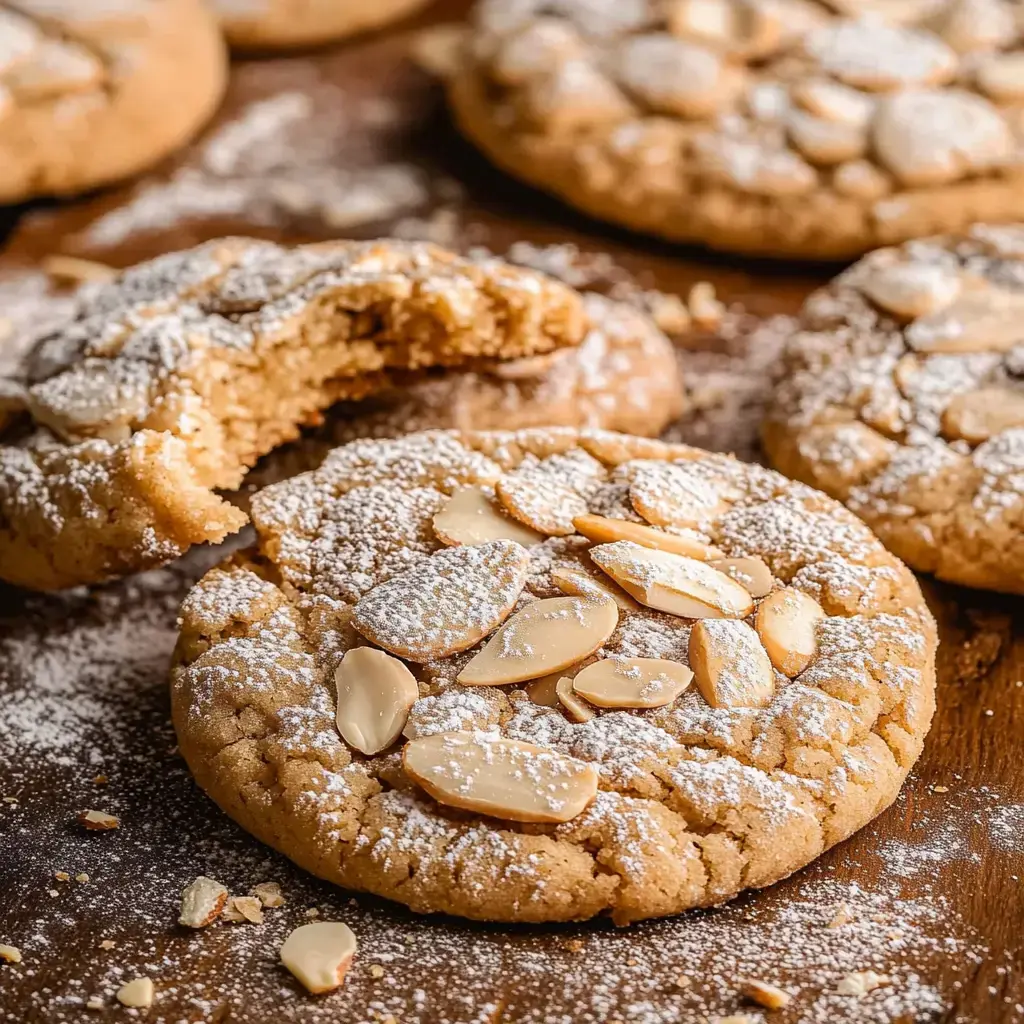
[836,970,892,996]
[250,881,284,907]
[77,809,119,831]
[54,871,70,882]
[933,785,949,793]
[75,873,90,884]
[85,996,103,1011]
[305,907,320,918]
[116,977,154,1009]
[370,964,385,979]
[98,940,115,950]
[688,281,725,327]
[739,977,792,1009]
[223,895,264,924]
[561,938,586,953]
[0,944,22,964]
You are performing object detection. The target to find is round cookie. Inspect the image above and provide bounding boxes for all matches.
[213,0,430,51]
[0,0,227,203]
[764,223,1024,595]
[172,427,936,925]
[0,238,587,591]
[447,0,1024,258]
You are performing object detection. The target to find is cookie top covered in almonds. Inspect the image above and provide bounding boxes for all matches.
[171,427,936,926]
[764,223,1024,595]
[0,237,587,591]
[0,0,227,202]
[447,0,1024,257]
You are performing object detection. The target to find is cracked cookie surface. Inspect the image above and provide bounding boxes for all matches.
[764,223,1024,595]
[0,238,587,590]
[171,427,936,925]
[447,0,1024,258]
[0,0,227,202]
[213,0,430,50]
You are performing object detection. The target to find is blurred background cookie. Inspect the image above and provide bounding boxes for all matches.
[0,0,227,203]
[214,0,431,51]
[446,0,1024,258]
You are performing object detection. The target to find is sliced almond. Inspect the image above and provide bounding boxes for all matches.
[280,921,357,995]
[709,556,773,598]
[571,657,693,709]
[403,731,599,823]
[352,540,529,662]
[458,596,618,687]
[590,541,753,620]
[906,289,1024,353]
[573,513,723,560]
[977,52,1024,102]
[940,387,1024,444]
[334,647,419,756]
[857,262,961,321]
[78,809,119,831]
[223,895,264,924]
[116,978,154,1009]
[526,672,562,707]
[755,587,825,678]
[739,978,792,1010]
[0,944,22,964]
[178,876,228,928]
[495,451,605,536]
[689,619,775,709]
[550,564,642,611]
[556,675,596,722]
[432,487,543,548]
[836,970,891,997]
[628,461,733,530]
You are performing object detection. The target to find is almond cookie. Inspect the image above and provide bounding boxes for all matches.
[0,0,227,203]
[213,0,430,51]
[245,291,684,490]
[0,238,587,591]
[171,427,936,925]
[447,0,1024,258]
[764,224,1024,595]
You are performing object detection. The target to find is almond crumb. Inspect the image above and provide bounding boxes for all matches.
[47,889,59,897]
[223,896,263,924]
[75,873,89,884]
[933,785,949,793]
[116,977,154,1009]
[99,940,115,950]
[562,939,586,953]
[179,876,228,928]
[675,974,692,989]
[77,809,119,831]
[827,902,854,928]
[92,775,108,785]
[85,996,103,1011]
[0,944,22,964]
[836,970,891,997]
[280,921,357,994]
[250,881,284,908]
[739,977,792,1009]
[688,281,725,326]
[54,871,70,882]
[369,964,385,979]
[2,796,17,804]
[305,907,320,918]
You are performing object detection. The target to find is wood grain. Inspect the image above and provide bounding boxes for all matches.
[1,5,1023,1022]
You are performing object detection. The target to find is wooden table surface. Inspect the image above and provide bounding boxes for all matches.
[1,5,1023,1022]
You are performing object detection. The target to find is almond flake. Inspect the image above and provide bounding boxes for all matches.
[178,876,228,928]
[738,977,792,1009]
[86,996,104,1010]
[78,809,119,830]
[352,540,530,662]
[690,619,775,708]
[858,262,961,321]
[335,647,419,756]
[223,896,264,924]
[628,460,733,529]
[495,451,604,535]
[940,387,1024,444]
[836,970,891,996]
[41,254,116,285]
[403,731,599,823]
[550,564,641,611]
[573,513,722,560]
[116,977,154,1009]
[432,487,543,548]
[590,541,753,619]
[571,657,693,709]
[251,882,285,907]
[458,596,618,686]
[906,289,1024,353]
[556,675,595,722]
[709,556,773,598]
[755,587,825,678]
[280,921,357,994]
[526,672,562,707]
[0,944,22,964]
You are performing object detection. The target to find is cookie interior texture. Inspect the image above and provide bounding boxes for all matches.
[0,0,227,203]
[0,238,587,590]
[172,427,936,926]
[447,0,1024,258]
[213,0,430,50]
[764,223,1024,595]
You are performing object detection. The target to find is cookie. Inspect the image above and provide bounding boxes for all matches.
[0,238,587,591]
[0,0,227,203]
[245,290,684,490]
[447,0,1024,258]
[214,0,430,51]
[171,427,936,925]
[764,223,1024,595]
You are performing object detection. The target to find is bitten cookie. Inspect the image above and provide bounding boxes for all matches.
[447,0,1024,258]
[213,0,430,51]
[764,223,1024,595]
[0,239,587,591]
[172,427,936,925]
[0,0,227,203]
